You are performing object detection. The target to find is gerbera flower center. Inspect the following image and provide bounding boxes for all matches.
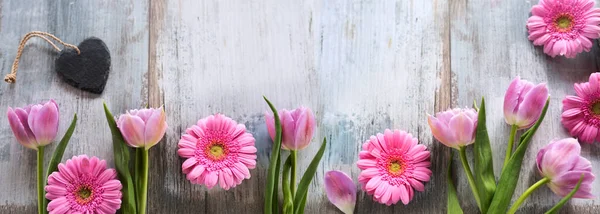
[75,185,94,204]
[205,142,228,161]
[553,13,574,32]
[590,101,600,115]
[388,159,404,175]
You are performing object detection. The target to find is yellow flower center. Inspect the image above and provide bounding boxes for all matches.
[75,186,94,204]
[591,101,600,115]
[206,142,227,160]
[388,160,404,175]
[554,14,574,32]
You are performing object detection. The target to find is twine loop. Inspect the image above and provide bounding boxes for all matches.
[4,31,80,83]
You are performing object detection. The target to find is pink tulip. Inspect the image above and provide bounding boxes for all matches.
[117,107,167,150]
[537,138,595,199]
[427,108,477,149]
[504,76,549,129]
[265,107,316,151]
[324,170,356,214]
[7,100,59,150]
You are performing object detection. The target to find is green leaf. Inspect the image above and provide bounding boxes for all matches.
[296,193,307,214]
[264,97,283,214]
[282,156,294,214]
[294,137,327,214]
[272,153,281,213]
[447,151,463,214]
[44,114,77,214]
[545,174,585,214]
[516,127,533,149]
[487,98,549,214]
[104,103,137,214]
[473,98,496,213]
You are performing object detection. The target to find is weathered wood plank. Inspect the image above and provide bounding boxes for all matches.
[1,0,599,213]
[149,0,449,213]
[310,0,451,213]
[0,0,149,212]
[148,0,319,212]
[450,0,600,213]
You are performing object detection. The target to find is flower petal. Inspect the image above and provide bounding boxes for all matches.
[29,100,59,146]
[143,107,167,149]
[325,170,357,214]
[117,114,146,148]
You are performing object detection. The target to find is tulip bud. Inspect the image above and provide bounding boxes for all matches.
[504,76,549,129]
[324,170,356,214]
[7,100,59,149]
[265,107,316,151]
[117,107,167,150]
[427,108,477,149]
[537,138,595,199]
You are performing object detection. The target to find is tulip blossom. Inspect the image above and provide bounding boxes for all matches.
[324,170,356,214]
[7,100,61,214]
[429,108,485,210]
[116,107,167,214]
[536,138,595,198]
[508,138,596,213]
[503,76,549,129]
[427,108,478,149]
[7,100,59,150]
[265,106,316,151]
[117,107,167,150]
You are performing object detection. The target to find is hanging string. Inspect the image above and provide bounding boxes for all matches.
[4,31,81,83]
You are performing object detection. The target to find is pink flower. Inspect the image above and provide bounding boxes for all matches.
[536,138,595,199]
[178,114,257,190]
[265,106,316,151]
[45,155,122,214]
[504,77,549,129]
[526,0,600,58]
[324,170,356,214]
[427,108,477,149]
[356,129,432,205]
[6,100,59,150]
[562,73,600,143]
[117,107,167,149]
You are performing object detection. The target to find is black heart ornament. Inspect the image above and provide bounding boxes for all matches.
[55,37,111,94]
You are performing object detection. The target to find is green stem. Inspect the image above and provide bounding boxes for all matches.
[290,151,297,198]
[508,177,550,214]
[138,149,149,214]
[282,156,293,214]
[503,125,518,169]
[458,146,482,212]
[135,148,143,200]
[37,146,45,214]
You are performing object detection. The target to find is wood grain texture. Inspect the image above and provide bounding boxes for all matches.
[1,0,599,213]
[150,0,449,213]
[0,0,149,212]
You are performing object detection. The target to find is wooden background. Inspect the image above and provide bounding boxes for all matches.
[0,0,599,213]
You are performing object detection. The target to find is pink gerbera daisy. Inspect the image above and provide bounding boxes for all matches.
[562,73,600,143]
[45,155,122,214]
[356,129,432,205]
[178,114,257,190]
[526,0,600,58]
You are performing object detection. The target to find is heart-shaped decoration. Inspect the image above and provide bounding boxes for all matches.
[55,37,111,94]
